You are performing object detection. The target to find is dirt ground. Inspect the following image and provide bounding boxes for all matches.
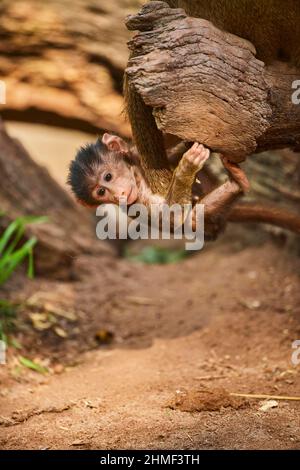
[0,123,300,450]
[0,238,300,450]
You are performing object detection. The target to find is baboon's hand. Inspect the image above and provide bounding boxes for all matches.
[181,143,210,172]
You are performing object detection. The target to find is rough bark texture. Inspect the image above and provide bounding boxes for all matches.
[0,0,142,136]
[126,1,300,161]
[0,119,111,278]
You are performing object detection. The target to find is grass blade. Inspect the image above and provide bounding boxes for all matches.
[18,356,48,374]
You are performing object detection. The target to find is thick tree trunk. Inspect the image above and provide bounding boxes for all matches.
[0,119,111,278]
[125,1,300,161]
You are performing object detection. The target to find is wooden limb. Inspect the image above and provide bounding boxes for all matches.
[229,202,300,234]
[126,1,300,161]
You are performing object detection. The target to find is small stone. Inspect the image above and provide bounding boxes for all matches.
[259,400,278,412]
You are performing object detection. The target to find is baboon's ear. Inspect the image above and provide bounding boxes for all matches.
[102,133,128,152]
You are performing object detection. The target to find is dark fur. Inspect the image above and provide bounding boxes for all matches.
[67,138,108,205]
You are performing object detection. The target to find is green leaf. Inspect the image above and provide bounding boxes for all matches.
[27,247,35,279]
[0,213,45,285]
[0,331,8,344]
[0,214,47,338]
[0,237,37,284]
[18,356,48,374]
[8,337,22,350]
[0,218,21,254]
[125,246,188,264]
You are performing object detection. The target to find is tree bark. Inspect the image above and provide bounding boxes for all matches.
[125,1,300,161]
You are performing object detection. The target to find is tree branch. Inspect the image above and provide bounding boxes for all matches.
[126,1,300,161]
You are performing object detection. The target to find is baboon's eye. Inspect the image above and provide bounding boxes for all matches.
[97,187,106,196]
[104,173,112,182]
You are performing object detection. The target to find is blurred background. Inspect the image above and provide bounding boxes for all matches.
[0,0,299,450]
[1,0,140,183]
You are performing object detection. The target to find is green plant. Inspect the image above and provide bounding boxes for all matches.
[0,299,17,343]
[125,245,189,264]
[18,356,48,374]
[0,214,47,343]
[0,215,47,285]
